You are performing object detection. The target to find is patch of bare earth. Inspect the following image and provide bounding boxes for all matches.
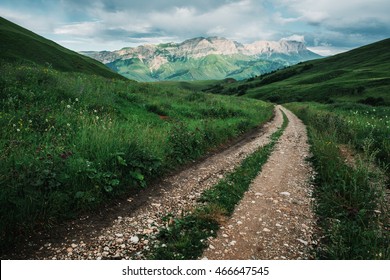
[8,107,284,260]
[202,106,317,260]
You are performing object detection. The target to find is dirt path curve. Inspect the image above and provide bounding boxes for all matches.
[18,107,284,260]
[202,106,316,260]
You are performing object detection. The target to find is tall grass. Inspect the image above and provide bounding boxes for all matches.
[0,61,273,251]
[286,102,389,259]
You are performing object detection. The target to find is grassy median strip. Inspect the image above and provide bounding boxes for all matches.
[148,110,288,260]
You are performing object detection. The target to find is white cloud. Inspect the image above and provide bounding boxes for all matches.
[1,0,389,52]
[307,46,350,56]
[277,0,390,28]
[54,21,102,37]
[207,26,226,35]
[282,34,305,42]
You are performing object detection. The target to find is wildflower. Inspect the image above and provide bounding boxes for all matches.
[75,98,79,102]
[96,116,99,120]
[67,105,71,109]
[67,123,71,127]
[16,128,20,132]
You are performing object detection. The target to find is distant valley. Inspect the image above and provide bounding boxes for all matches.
[81,37,320,81]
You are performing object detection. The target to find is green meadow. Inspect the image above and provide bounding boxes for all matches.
[0,62,273,249]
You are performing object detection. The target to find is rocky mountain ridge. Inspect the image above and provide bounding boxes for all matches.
[81,37,320,81]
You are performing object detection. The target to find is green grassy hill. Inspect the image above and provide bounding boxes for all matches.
[0,16,123,79]
[0,18,273,252]
[207,39,390,104]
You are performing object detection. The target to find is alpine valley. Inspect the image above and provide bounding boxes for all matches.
[81,37,321,81]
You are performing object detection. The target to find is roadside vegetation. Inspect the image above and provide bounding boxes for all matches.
[148,111,288,259]
[286,102,389,259]
[0,61,273,251]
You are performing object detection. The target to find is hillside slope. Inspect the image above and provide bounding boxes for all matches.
[0,17,275,253]
[207,38,390,104]
[0,17,123,79]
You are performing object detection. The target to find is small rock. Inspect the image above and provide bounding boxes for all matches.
[143,229,153,235]
[209,245,215,250]
[116,238,124,243]
[229,241,237,246]
[115,233,123,238]
[237,221,243,225]
[276,223,282,227]
[71,243,78,249]
[263,228,271,232]
[222,234,229,238]
[297,239,308,246]
[130,236,139,244]
[280,192,291,197]
[66,247,73,253]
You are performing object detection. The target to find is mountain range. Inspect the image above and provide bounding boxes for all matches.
[203,38,390,105]
[81,37,321,81]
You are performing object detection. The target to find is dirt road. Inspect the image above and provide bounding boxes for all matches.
[7,106,316,260]
[202,106,316,260]
[10,106,285,259]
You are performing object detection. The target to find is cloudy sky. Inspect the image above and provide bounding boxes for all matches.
[1,0,389,55]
